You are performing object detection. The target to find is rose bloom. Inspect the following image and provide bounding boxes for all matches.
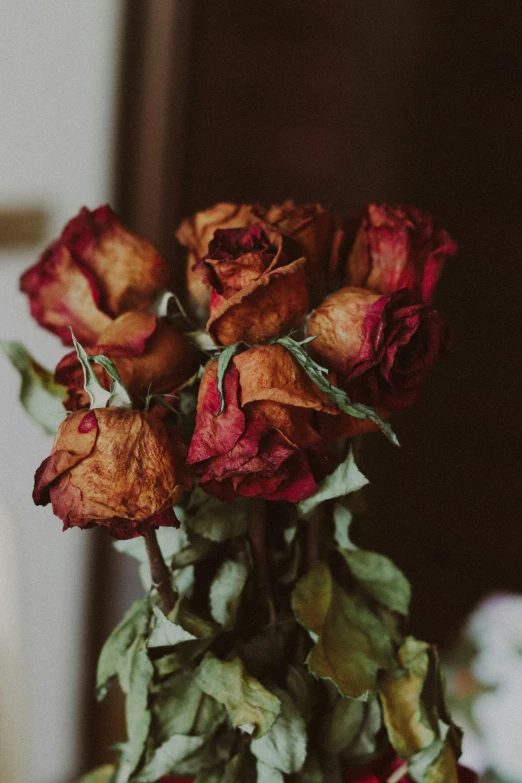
[199,223,309,345]
[177,200,343,316]
[344,203,457,304]
[176,202,265,314]
[55,311,199,411]
[20,205,172,346]
[187,345,338,502]
[33,408,191,539]
[307,287,450,413]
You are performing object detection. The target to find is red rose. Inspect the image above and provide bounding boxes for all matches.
[176,202,265,314]
[344,204,457,303]
[55,311,199,411]
[187,345,338,502]
[33,408,191,538]
[307,287,450,413]
[20,205,172,345]
[198,223,309,345]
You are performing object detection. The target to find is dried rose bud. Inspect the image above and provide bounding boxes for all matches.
[200,223,309,345]
[187,345,338,502]
[20,205,172,345]
[176,202,265,314]
[55,311,199,411]
[343,203,457,303]
[33,409,191,538]
[308,287,451,413]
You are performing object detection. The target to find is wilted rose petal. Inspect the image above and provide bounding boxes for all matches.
[21,205,172,345]
[33,408,191,538]
[187,346,338,503]
[344,203,457,303]
[198,224,309,345]
[176,202,266,314]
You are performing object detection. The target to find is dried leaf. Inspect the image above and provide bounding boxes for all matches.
[133,734,205,782]
[194,654,281,737]
[210,559,249,629]
[185,487,249,542]
[251,687,307,774]
[216,342,246,414]
[292,563,394,699]
[275,336,399,445]
[342,549,411,616]
[113,638,154,782]
[297,448,369,520]
[96,598,151,701]
[0,340,66,434]
[148,605,197,648]
[379,636,462,783]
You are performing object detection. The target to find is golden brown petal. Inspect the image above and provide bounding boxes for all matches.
[234,344,336,413]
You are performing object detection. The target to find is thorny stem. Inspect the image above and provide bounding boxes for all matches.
[248,498,277,630]
[145,528,177,613]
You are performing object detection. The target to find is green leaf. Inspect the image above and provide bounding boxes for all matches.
[148,605,198,648]
[320,697,367,754]
[256,760,284,782]
[216,342,246,414]
[71,332,132,409]
[342,549,411,616]
[96,598,151,701]
[210,559,249,629]
[185,488,249,542]
[154,639,214,679]
[133,734,206,783]
[0,340,66,434]
[71,331,112,409]
[378,636,462,783]
[77,765,115,783]
[251,687,307,774]
[90,353,132,408]
[297,448,369,520]
[291,563,394,699]
[275,336,399,445]
[151,668,225,743]
[114,638,154,783]
[194,654,281,738]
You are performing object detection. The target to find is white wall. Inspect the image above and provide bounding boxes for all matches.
[0,3,122,781]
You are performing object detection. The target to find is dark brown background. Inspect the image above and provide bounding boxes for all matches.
[84,0,522,769]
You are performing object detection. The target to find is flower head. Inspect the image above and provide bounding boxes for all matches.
[33,408,191,538]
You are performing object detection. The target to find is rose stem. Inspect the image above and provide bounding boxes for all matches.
[307,506,325,569]
[249,498,277,630]
[145,529,176,614]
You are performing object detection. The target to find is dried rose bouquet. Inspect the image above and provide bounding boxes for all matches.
[3,201,477,782]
